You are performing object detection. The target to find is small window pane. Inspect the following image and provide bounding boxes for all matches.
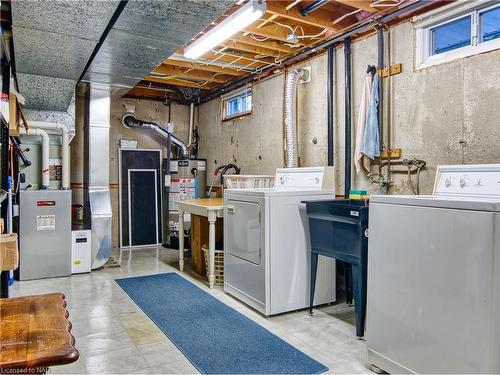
[431,16,471,55]
[222,88,252,120]
[481,6,500,42]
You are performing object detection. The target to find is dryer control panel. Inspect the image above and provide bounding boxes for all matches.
[434,164,500,197]
[275,167,335,190]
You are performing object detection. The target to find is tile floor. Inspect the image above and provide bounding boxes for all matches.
[10,247,373,374]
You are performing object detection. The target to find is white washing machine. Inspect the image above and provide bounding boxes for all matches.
[224,167,337,315]
[367,164,500,374]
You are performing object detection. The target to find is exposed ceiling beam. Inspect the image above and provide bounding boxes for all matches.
[265,1,341,31]
[189,49,272,69]
[333,0,378,13]
[220,40,285,58]
[153,64,229,83]
[163,59,247,76]
[144,76,216,90]
[243,23,305,45]
[230,34,294,54]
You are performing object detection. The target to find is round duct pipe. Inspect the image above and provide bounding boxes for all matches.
[121,113,190,159]
[284,68,309,168]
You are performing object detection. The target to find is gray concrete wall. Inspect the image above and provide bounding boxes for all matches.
[198,19,500,196]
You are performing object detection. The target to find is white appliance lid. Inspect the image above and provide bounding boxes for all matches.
[372,164,500,211]
[224,187,335,197]
[370,194,500,211]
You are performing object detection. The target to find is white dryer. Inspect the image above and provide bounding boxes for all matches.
[367,164,500,374]
[224,167,336,315]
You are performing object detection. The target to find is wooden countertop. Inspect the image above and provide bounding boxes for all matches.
[0,293,79,370]
[177,198,224,219]
[177,198,224,209]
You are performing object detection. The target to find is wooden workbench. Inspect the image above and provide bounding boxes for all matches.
[177,198,224,288]
[0,293,79,372]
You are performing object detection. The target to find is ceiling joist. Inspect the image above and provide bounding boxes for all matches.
[144,76,216,90]
[229,34,294,54]
[333,0,378,13]
[220,39,285,58]
[163,59,247,76]
[265,1,341,31]
[153,64,230,83]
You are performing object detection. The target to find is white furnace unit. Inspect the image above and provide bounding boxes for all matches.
[224,167,336,315]
[71,230,91,274]
[367,164,500,374]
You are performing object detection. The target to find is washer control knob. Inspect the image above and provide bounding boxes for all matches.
[445,177,452,187]
[460,178,466,188]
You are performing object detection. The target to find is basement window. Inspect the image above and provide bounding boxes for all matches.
[222,86,252,121]
[415,1,500,69]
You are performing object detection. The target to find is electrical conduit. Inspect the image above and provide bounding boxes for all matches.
[284,68,308,168]
[187,102,194,148]
[20,127,50,189]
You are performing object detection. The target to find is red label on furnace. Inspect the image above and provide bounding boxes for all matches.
[37,201,56,206]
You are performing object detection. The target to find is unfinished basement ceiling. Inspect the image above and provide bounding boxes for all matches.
[11,0,120,111]
[126,0,447,102]
[83,0,234,88]
[11,0,233,110]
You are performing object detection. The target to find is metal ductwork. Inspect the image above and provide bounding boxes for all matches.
[121,113,190,159]
[84,83,112,269]
[284,68,309,168]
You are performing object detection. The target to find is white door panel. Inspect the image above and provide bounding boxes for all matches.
[225,199,261,265]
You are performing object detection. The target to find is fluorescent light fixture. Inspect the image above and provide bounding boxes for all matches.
[184,0,266,60]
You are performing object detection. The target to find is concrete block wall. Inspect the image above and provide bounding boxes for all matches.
[198,19,500,196]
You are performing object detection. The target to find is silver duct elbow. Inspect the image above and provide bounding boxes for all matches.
[122,113,189,159]
[284,68,308,168]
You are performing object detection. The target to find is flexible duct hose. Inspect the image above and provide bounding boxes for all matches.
[122,113,189,159]
[284,69,308,168]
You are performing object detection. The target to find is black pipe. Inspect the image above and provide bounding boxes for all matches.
[300,0,328,16]
[199,0,432,104]
[344,37,352,198]
[327,46,334,167]
[11,137,31,167]
[220,164,241,189]
[78,0,129,83]
[375,24,384,152]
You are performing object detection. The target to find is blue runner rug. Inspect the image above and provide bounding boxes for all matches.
[116,273,328,374]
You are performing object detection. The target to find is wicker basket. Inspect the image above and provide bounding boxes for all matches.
[0,233,19,271]
[202,244,224,286]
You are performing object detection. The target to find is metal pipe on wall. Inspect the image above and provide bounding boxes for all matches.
[327,45,336,167]
[375,24,384,153]
[344,37,352,198]
[29,121,70,190]
[19,127,50,189]
[187,102,194,148]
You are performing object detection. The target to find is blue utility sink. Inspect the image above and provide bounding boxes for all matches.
[303,199,368,338]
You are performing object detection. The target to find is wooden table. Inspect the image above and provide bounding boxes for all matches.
[0,293,79,372]
[177,198,224,288]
